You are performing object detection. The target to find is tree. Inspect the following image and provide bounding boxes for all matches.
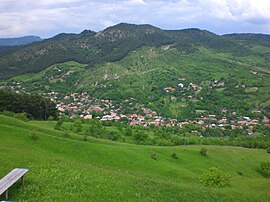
[73,119,82,133]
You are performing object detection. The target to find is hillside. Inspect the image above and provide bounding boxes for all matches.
[1,23,269,79]
[0,23,270,132]
[0,115,269,201]
[0,35,42,46]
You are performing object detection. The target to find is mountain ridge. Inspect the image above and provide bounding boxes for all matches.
[1,23,269,79]
[0,35,42,46]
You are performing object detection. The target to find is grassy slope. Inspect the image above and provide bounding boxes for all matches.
[0,115,269,201]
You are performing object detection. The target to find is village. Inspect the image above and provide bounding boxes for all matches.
[1,77,269,135]
[52,90,270,135]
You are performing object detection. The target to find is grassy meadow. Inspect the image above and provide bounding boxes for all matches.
[0,115,269,201]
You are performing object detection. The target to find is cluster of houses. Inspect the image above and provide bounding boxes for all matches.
[1,79,269,135]
[50,91,270,135]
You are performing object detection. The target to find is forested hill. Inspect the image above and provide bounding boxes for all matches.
[0,23,269,79]
[0,35,42,46]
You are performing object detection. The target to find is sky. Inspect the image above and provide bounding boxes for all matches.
[0,0,270,38]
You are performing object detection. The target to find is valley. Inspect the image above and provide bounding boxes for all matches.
[0,23,270,201]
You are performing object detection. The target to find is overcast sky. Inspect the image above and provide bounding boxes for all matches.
[0,0,270,38]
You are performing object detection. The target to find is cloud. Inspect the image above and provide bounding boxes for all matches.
[0,0,269,37]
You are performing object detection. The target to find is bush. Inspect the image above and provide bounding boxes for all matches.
[200,147,207,156]
[150,153,158,160]
[30,128,38,140]
[54,118,63,130]
[14,112,29,122]
[266,148,270,154]
[200,167,231,187]
[257,161,270,178]
[171,152,178,159]
[83,134,88,141]
[48,116,55,121]
[64,131,70,138]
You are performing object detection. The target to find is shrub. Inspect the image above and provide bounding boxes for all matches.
[200,147,207,156]
[64,131,70,138]
[14,112,29,122]
[54,118,63,130]
[150,153,158,160]
[236,171,243,176]
[30,129,38,140]
[73,119,82,133]
[83,134,88,141]
[266,147,270,154]
[48,116,54,121]
[199,167,231,187]
[171,152,178,159]
[257,161,270,178]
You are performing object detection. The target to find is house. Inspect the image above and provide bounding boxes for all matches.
[250,119,259,124]
[218,119,227,124]
[92,106,104,112]
[101,115,113,121]
[84,115,93,120]
[58,107,65,113]
[238,120,249,125]
[263,116,269,123]
[120,114,127,118]
[178,83,184,88]
[130,120,139,126]
[164,87,176,92]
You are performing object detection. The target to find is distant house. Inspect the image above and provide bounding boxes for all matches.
[84,115,93,120]
[92,106,104,112]
[130,120,139,126]
[218,119,227,124]
[164,87,176,92]
[250,119,259,124]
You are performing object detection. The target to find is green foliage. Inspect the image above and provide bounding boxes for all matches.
[83,133,88,141]
[48,116,54,121]
[171,152,178,159]
[54,118,64,130]
[133,130,148,144]
[0,115,270,201]
[63,131,70,138]
[266,147,270,154]
[199,167,231,187]
[30,128,38,140]
[0,90,57,120]
[257,161,270,178]
[150,153,158,160]
[200,147,208,156]
[14,112,29,122]
[0,110,14,117]
[73,119,82,133]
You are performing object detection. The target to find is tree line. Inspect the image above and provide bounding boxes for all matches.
[0,89,57,120]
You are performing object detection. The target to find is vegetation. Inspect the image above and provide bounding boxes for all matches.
[257,161,270,178]
[0,23,269,200]
[0,115,269,201]
[0,90,57,120]
[199,167,231,187]
[200,147,208,156]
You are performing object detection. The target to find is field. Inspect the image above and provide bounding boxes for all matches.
[0,115,269,201]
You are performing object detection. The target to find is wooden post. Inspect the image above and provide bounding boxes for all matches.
[21,175,25,189]
[5,189,8,200]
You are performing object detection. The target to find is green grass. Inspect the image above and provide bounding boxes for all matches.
[10,61,87,82]
[0,115,269,201]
